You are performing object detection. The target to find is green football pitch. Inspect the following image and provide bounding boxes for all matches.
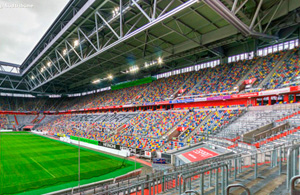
[0,132,141,195]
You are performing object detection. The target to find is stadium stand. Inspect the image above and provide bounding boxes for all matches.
[264,47,300,89]
[137,72,192,103]
[0,114,8,129]
[188,60,256,96]
[2,1,300,194]
[1,47,300,195]
[243,50,288,89]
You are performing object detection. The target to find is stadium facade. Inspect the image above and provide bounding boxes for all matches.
[1,0,300,194]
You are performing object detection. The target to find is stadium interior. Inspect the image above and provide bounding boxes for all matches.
[1,0,300,194]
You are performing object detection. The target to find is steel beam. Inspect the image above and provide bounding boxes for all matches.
[202,0,278,39]
[28,0,199,91]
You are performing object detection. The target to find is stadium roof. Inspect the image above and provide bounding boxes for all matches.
[0,0,299,94]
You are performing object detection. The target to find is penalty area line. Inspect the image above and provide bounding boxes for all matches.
[30,157,56,178]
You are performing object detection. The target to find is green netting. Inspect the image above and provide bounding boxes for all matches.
[0,133,141,195]
[111,76,156,90]
[70,136,98,145]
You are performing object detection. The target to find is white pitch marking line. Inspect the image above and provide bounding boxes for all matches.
[30,157,56,178]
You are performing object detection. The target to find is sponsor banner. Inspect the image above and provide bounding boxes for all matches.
[258,87,290,96]
[155,101,169,105]
[231,92,259,99]
[290,86,300,92]
[182,147,219,162]
[153,158,166,164]
[123,104,133,107]
[207,95,231,101]
[244,78,257,85]
[184,99,195,103]
[144,103,156,106]
[98,141,121,150]
[104,106,115,109]
[171,99,195,104]
[194,97,207,102]
[85,108,98,111]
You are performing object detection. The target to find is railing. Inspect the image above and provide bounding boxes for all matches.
[287,144,300,189]
[226,184,250,195]
[179,163,228,195]
[290,175,300,195]
[47,140,300,195]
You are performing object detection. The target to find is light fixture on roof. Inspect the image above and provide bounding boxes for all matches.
[108,74,113,80]
[112,7,119,16]
[62,49,67,56]
[158,57,163,64]
[92,79,101,84]
[47,61,51,67]
[129,65,139,73]
[31,75,35,80]
[74,39,79,47]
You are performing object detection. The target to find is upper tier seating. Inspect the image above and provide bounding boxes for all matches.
[264,48,300,89]
[0,47,299,112]
[243,51,287,88]
[189,59,257,96]
[178,69,210,97]
[137,72,192,103]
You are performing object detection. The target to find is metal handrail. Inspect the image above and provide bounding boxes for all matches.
[49,141,300,195]
[287,143,300,189]
[184,190,200,195]
[179,163,228,195]
[226,184,251,195]
[290,175,300,195]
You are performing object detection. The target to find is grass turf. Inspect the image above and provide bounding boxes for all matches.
[0,132,141,195]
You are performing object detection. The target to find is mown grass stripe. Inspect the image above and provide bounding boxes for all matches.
[30,157,56,178]
[0,132,141,195]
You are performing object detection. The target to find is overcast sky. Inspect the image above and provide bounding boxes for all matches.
[0,0,69,65]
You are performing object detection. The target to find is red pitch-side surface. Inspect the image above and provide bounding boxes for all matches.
[182,147,219,162]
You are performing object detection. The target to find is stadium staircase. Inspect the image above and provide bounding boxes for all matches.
[213,109,290,141]
[170,72,197,99]
[4,115,16,129]
[31,115,40,124]
[231,58,263,92]
[162,111,190,141]
[33,99,45,111]
[182,110,214,143]
[184,74,206,97]
[110,112,149,136]
[115,124,128,134]
[37,115,46,124]
[110,113,138,135]
[258,50,293,89]
[132,85,151,103]
[52,96,68,110]
[159,112,191,150]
